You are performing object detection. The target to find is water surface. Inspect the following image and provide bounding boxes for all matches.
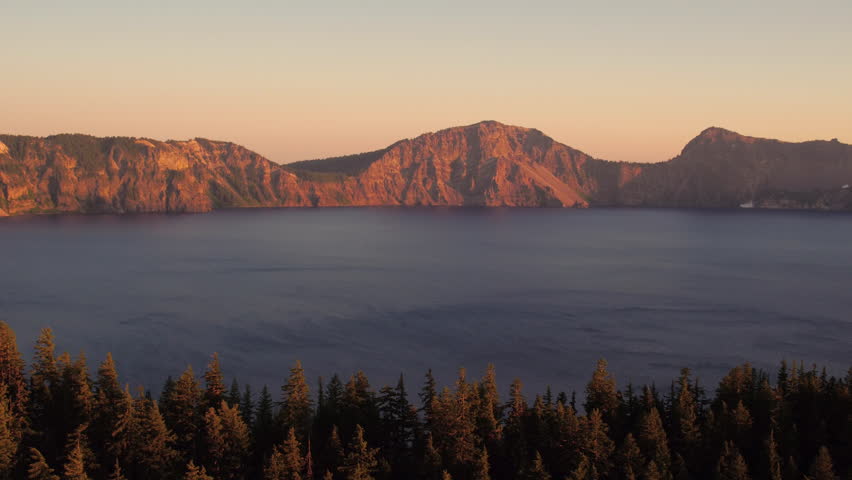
[1,208,849,397]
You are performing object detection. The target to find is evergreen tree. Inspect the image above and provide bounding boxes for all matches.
[339,425,377,480]
[241,384,254,428]
[255,385,277,460]
[133,394,178,479]
[227,378,241,407]
[471,447,490,480]
[30,328,60,451]
[585,359,619,423]
[476,365,501,445]
[27,448,59,480]
[637,407,670,479]
[63,439,89,480]
[92,353,124,468]
[107,387,134,467]
[202,401,251,480]
[60,353,94,438]
[265,428,304,480]
[567,454,595,480]
[162,366,201,459]
[319,425,345,478]
[0,322,27,417]
[185,460,214,480]
[203,353,226,410]
[764,431,782,480]
[672,368,699,460]
[281,361,312,439]
[0,386,21,475]
[420,434,443,480]
[504,377,528,473]
[716,442,749,480]
[106,460,126,480]
[523,451,551,480]
[420,370,437,428]
[807,446,836,480]
[580,409,615,477]
[616,433,644,480]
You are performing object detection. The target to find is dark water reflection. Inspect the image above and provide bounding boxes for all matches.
[1,208,850,397]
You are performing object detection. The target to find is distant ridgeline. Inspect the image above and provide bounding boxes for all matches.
[1,122,852,216]
[0,322,848,480]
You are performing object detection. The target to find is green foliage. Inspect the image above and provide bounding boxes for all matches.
[27,448,59,480]
[0,322,848,480]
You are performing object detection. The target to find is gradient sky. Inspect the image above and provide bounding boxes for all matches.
[2,1,851,163]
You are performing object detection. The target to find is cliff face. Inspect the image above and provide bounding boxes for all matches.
[1,122,851,216]
[0,135,320,215]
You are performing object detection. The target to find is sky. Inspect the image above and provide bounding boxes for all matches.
[2,1,851,164]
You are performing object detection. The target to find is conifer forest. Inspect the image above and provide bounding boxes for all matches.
[0,322,848,480]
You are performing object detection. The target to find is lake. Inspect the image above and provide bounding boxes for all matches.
[0,208,850,399]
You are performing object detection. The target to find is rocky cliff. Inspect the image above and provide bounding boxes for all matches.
[1,122,850,216]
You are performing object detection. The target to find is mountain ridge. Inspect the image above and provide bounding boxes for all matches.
[1,121,851,216]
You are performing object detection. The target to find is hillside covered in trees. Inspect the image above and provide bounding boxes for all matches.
[0,322,848,480]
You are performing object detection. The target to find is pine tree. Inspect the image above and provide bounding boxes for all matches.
[265,427,304,480]
[27,448,59,480]
[617,433,645,479]
[420,369,438,428]
[93,353,124,467]
[339,425,377,480]
[203,353,226,410]
[202,401,251,480]
[567,454,595,480]
[637,407,670,479]
[585,359,619,422]
[716,442,749,480]
[0,386,21,475]
[581,409,615,477]
[133,394,178,479]
[0,322,27,417]
[62,424,98,477]
[421,433,443,480]
[107,386,134,467]
[672,368,699,459]
[30,328,59,447]
[764,431,782,480]
[185,460,214,480]
[226,378,240,406]
[162,366,201,458]
[476,365,501,444]
[281,361,312,438]
[644,460,662,480]
[729,401,753,451]
[472,447,490,480]
[106,460,126,480]
[305,438,314,480]
[63,439,89,480]
[240,384,254,427]
[60,353,94,437]
[524,451,551,480]
[255,385,277,459]
[807,446,836,480]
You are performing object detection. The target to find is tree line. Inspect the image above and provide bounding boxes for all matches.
[0,322,848,480]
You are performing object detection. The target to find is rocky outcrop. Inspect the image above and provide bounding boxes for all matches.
[1,122,850,216]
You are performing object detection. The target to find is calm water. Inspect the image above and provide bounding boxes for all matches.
[0,208,850,398]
